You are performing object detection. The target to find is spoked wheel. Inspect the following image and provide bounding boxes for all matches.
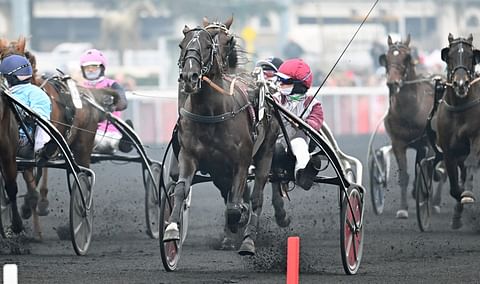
[70,172,93,255]
[145,162,161,239]
[0,172,12,238]
[415,158,434,232]
[160,182,183,271]
[340,185,364,275]
[369,149,387,215]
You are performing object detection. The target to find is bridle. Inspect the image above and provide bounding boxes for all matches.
[384,43,419,88]
[177,27,217,79]
[442,39,480,111]
[178,24,236,90]
[444,39,477,94]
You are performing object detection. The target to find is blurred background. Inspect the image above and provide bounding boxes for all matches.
[1,0,478,143]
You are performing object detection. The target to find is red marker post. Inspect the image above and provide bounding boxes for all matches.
[286,236,300,284]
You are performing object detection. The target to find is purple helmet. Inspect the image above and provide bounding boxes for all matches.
[80,49,107,67]
[0,54,32,77]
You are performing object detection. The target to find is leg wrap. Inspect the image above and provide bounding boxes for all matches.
[169,181,186,224]
[244,212,259,241]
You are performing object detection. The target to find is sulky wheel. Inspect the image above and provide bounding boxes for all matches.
[415,158,434,232]
[0,172,12,238]
[145,162,161,239]
[70,172,93,256]
[340,185,364,275]
[160,182,183,271]
[369,149,387,215]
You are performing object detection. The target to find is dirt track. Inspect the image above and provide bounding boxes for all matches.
[2,134,480,283]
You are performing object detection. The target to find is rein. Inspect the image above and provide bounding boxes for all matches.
[202,76,231,96]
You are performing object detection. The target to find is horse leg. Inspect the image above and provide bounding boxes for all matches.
[3,164,23,234]
[460,138,480,204]
[432,161,447,214]
[271,182,290,227]
[443,154,463,229]
[392,143,409,218]
[239,145,275,256]
[225,164,249,231]
[21,169,42,240]
[37,168,49,216]
[163,151,196,242]
[213,176,237,250]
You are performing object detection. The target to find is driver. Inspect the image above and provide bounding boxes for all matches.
[273,58,324,190]
[0,54,52,160]
[79,48,133,154]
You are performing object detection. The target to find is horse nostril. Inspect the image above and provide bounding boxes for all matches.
[453,81,458,87]
[179,73,184,81]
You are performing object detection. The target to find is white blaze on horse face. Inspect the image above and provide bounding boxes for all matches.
[189,60,192,69]
[458,47,463,54]
[393,50,399,56]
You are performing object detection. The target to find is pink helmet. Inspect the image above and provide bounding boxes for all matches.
[276,58,313,89]
[80,49,107,67]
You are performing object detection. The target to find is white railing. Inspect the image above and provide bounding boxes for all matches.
[124,86,389,144]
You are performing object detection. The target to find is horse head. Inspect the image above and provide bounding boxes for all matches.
[441,33,480,98]
[178,16,236,94]
[379,34,414,94]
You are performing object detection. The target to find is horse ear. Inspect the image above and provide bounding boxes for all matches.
[183,25,190,35]
[468,33,473,43]
[441,47,449,62]
[0,38,7,49]
[378,54,387,67]
[16,36,26,53]
[474,49,480,65]
[387,35,392,46]
[202,17,209,27]
[404,34,411,46]
[224,15,233,29]
[448,33,454,43]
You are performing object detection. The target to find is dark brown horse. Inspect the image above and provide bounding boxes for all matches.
[379,34,440,218]
[437,33,480,229]
[0,78,23,235]
[0,37,111,239]
[163,17,281,255]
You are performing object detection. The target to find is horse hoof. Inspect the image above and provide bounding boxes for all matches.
[396,209,408,219]
[37,199,49,216]
[460,191,475,204]
[20,203,32,220]
[220,237,236,251]
[275,215,291,228]
[238,237,255,256]
[432,205,441,215]
[163,223,180,242]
